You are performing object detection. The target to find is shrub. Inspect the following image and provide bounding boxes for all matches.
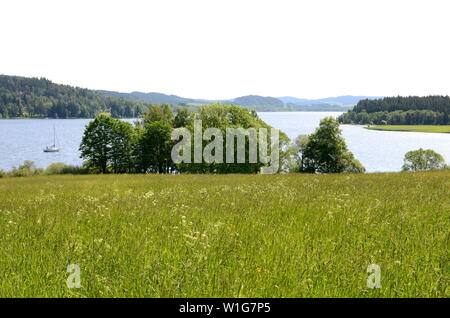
[45,162,88,175]
[5,160,49,177]
[9,167,34,177]
[45,162,68,175]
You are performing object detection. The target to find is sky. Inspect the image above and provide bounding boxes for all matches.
[0,0,449,99]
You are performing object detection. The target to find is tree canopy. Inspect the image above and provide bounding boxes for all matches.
[402,149,447,172]
[177,103,289,174]
[136,121,174,174]
[79,114,136,173]
[79,103,290,174]
[297,117,365,173]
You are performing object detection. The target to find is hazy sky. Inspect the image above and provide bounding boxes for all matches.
[1,0,449,99]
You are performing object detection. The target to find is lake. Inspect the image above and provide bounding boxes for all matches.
[0,112,449,172]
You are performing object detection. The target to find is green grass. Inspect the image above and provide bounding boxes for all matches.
[366,125,450,133]
[0,172,449,297]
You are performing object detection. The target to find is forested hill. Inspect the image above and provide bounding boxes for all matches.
[97,90,367,110]
[0,75,148,118]
[227,95,284,107]
[339,96,450,125]
[97,91,287,108]
[97,90,210,105]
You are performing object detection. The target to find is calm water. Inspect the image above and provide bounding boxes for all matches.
[0,118,137,172]
[1,113,449,172]
[259,112,450,172]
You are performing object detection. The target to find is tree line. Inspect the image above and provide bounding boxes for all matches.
[339,96,450,125]
[0,75,148,118]
[79,104,288,174]
[5,102,447,177]
[339,109,448,125]
[78,103,366,175]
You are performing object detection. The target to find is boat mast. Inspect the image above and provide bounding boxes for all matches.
[53,125,56,147]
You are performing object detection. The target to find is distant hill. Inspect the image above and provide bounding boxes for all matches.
[97,90,210,105]
[278,95,381,106]
[226,95,284,107]
[97,91,288,108]
[97,91,373,111]
[97,91,287,108]
[239,103,352,112]
[284,103,352,112]
[0,75,148,118]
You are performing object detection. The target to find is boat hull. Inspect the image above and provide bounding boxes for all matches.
[43,148,59,153]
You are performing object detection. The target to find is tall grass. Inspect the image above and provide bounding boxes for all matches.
[0,172,448,297]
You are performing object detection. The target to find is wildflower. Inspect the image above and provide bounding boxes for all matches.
[199,188,208,198]
[143,191,154,199]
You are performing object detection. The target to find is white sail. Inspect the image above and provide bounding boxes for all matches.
[43,125,60,152]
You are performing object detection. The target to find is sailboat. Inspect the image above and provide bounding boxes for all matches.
[43,125,60,152]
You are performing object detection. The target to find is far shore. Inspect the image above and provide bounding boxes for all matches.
[0,110,347,120]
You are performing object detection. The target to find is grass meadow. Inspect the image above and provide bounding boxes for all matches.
[0,172,448,297]
[366,125,450,133]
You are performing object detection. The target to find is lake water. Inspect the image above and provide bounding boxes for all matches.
[0,112,449,172]
[259,112,450,172]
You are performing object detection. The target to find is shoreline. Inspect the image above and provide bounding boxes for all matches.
[0,110,348,120]
[365,125,450,134]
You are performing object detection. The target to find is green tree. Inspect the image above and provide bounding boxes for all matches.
[109,120,136,173]
[174,107,193,128]
[80,114,115,173]
[302,117,365,173]
[178,103,289,174]
[402,148,447,172]
[79,114,135,173]
[136,121,174,174]
[142,104,174,126]
[287,134,309,172]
